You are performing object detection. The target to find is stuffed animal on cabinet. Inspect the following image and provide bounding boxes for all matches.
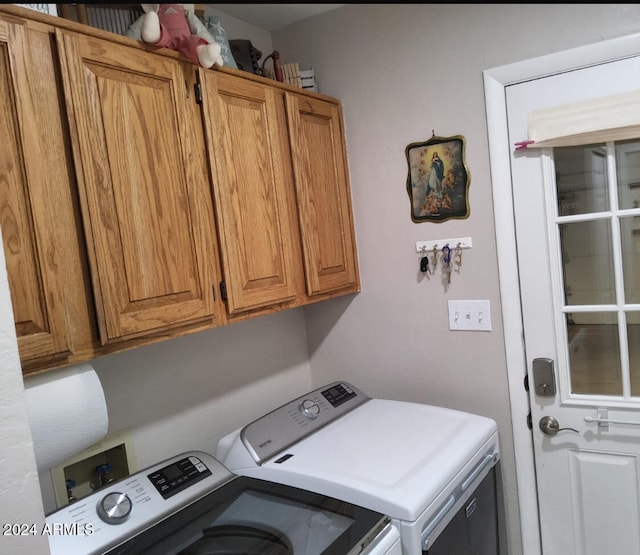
[139,3,223,68]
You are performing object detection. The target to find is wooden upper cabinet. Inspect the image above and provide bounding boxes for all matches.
[0,19,73,366]
[0,6,362,374]
[200,71,299,314]
[56,30,219,344]
[285,93,360,295]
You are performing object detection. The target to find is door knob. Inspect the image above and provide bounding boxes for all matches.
[539,415,579,436]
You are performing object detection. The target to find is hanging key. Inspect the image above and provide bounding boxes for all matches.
[454,243,463,268]
[442,244,452,283]
[419,247,430,274]
[420,255,430,274]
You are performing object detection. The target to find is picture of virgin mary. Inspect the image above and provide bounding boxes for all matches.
[426,152,445,197]
[405,135,470,222]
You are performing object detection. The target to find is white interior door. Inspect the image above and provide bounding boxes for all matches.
[507,56,640,555]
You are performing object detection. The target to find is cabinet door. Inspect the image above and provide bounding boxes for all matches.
[286,93,360,295]
[57,31,218,344]
[200,72,299,314]
[0,19,72,366]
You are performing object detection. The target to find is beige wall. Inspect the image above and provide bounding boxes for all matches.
[272,4,640,555]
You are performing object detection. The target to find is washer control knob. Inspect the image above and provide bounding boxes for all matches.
[299,399,320,419]
[97,492,132,524]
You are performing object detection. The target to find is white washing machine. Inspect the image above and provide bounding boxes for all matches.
[217,382,501,554]
[45,450,401,554]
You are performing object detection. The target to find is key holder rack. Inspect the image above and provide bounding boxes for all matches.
[416,236,472,254]
[417,236,471,282]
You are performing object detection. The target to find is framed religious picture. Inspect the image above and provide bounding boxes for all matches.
[405,134,470,222]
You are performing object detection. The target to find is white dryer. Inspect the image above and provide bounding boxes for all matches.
[217,382,501,554]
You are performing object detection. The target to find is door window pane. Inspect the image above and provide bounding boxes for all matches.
[555,145,608,216]
[567,313,621,396]
[560,220,614,305]
[552,142,640,400]
[620,217,640,303]
[616,140,640,210]
[628,321,640,397]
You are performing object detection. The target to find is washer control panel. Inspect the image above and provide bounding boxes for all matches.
[147,454,212,499]
[46,451,234,555]
[240,382,369,465]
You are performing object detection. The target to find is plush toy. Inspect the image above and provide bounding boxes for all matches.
[140,4,223,68]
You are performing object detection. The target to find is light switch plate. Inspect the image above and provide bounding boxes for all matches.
[448,300,492,331]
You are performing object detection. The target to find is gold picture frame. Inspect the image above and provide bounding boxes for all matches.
[405,134,470,222]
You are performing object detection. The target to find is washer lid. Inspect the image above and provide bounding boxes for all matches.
[241,399,499,521]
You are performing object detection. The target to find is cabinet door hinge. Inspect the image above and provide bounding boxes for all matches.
[219,280,228,301]
[523,374,529,392]
[526,410,532,430]
[194,82,203,104]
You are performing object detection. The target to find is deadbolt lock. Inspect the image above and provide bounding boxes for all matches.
[532,358,556,397]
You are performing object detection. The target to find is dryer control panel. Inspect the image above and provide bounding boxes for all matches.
[240,382,369,465]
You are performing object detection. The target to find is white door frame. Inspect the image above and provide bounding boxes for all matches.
[484,33,640,555]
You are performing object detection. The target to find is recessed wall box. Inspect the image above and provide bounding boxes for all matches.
[51,429,136,508]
